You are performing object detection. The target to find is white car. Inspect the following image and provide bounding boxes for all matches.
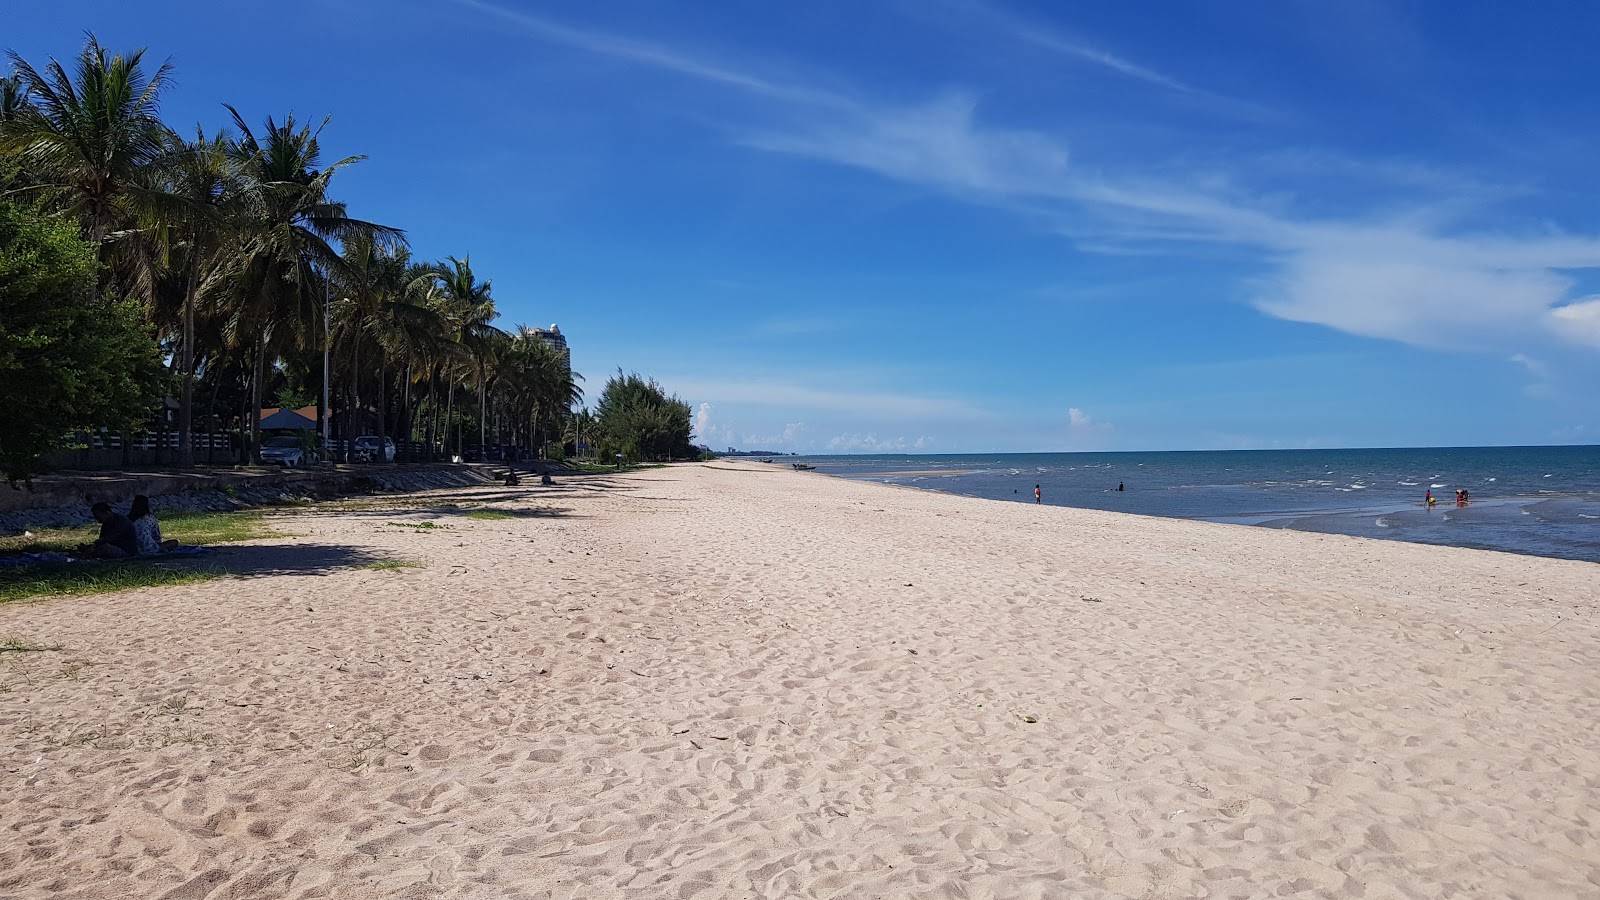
[354,435,396,463]
[260,435,307,467]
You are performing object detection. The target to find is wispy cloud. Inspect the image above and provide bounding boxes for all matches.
[923,0,1270,117]
[745,92,1070,201]
[826,433,932,452]
[458,0,1600,370]
[451,0,850,109]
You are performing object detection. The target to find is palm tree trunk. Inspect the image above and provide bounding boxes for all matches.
[249,332,265,465]
[424,370,438,462]
[349,338,361,462]
[375,365,388,465]
[444,377,456,460]
[176,254,199,467]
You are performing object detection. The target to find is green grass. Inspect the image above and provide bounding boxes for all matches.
[361,559,422,570]
[386,520,446,530]
[0,510,274,556]
[464,509,515,520]
[0,563,221,605]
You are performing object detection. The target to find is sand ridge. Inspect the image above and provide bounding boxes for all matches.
[2,460,1597,898]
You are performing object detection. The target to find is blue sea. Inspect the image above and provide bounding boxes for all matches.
[785,446,1600,565]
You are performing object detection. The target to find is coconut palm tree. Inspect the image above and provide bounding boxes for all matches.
[219,105,401,462]
[158,127,237,464]
[330,237,446,462]
[1,34,179,298]
[419,256,498,458]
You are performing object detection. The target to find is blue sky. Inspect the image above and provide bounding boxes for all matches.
[11,1,1600,452]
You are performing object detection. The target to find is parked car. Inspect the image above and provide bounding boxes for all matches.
[353,435,396,463]
[259,435,308,467]
[463,444,504,463]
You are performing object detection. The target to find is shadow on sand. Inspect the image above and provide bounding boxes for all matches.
[272,471,647,523]
[197,542,392,579]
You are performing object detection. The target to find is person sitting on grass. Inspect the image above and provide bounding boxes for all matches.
[77,502,137,559]
[129,495,179,555]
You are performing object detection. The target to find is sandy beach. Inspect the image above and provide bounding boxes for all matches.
[2,460,1597,899]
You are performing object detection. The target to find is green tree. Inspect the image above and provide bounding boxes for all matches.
[418,256,497,457]
[1,35,179,299]
[0,202,162,485]
[593,370,694,462]
[216,106,401,462]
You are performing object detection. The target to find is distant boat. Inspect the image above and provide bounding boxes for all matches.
[759,458,773,463]
[792,463,816,471]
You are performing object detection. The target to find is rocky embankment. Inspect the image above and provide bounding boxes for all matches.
[0,466,500,533]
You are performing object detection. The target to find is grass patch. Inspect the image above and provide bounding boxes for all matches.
[0,562,220,605]
[361,559,422,570]
[386,520,447,530]
[464,509,515,520]
[0,509,274,556]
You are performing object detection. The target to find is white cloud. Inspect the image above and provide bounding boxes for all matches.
[695,402,714,437]
[826,433,930,452]
[464,0,1600,370]
[1548,296,1600,349]
[1508,353,1551,379]
[1068,407,1093,427]
[745,92,1070,201]
[452,0,848,108]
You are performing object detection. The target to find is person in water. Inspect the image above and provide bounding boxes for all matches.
[1117,482,1124,492]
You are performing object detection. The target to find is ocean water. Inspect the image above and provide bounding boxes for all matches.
[784,446,1600,565]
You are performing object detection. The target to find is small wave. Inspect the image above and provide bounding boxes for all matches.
[1398,481,1419,486]
[1544,474,1553,478]
[1486,477,1497,482]
[1580,514,1600,520]
[1348,484,1367,490]
[1376,516,1392,528]
[1430,483,1448,488]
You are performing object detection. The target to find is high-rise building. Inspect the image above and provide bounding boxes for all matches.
[524,324,567,354]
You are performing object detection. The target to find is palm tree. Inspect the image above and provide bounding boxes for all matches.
[331,237,445,462]
[159,127,236,465]
[1,34,178,297]
[420,256,498,458]
[498,328,582,457]
[219,106,401,462]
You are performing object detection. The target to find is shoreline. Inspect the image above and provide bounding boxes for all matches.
[2,460,1596,897]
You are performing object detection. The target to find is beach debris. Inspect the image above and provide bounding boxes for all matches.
[1020,715,1039,724]
[903,582,913,587]
[1081,596,1102,603]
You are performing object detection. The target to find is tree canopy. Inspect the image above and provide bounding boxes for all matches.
[594,370,696,462]
[0,201,162,484]
[1,34,593,477]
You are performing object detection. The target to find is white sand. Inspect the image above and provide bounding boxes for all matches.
[2,460,1597,898]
